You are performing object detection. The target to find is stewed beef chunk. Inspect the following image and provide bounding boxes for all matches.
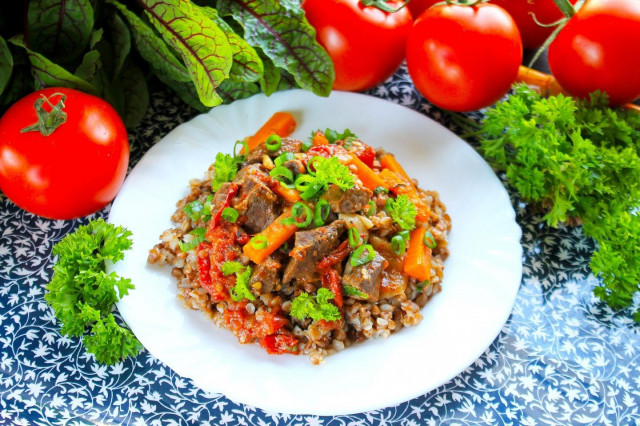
[342,251,387,302]
[321,184,372,214]
[249,256,282,294]
[233,164,279,233]
[245,137,303,165]
[282,220,345,284]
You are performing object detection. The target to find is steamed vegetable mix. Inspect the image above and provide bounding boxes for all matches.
[477,85,640,322]
[0,0,333,125]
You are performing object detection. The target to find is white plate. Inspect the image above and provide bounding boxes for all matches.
[108,90,522,416]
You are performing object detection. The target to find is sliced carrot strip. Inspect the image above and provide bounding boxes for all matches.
[242,206,297,264]
[272,184,300,203]
[403,226,431,282]
[312,130,329,146]
[380,153,411,181]
[345,153,388,191]
[245,112,297,151]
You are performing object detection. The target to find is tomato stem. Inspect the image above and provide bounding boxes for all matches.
[359,0,411,13]
[21,93,68,136]
[552,0,576,18]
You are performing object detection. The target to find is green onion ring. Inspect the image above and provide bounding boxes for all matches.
[423,231,437,249]
[373,186,389,195]
[274,152,295,167]
[291,202,313,228]
[366,200,376,216]
[221,207,239,223]
[314,199,330,226]
[348,227,362,248]
[306,156,324,176]
[295,174,314,192]
[350,244,375,267]
[391,235,406,255]
[398,230,410,243]
[266,134,282,151]
[250,235,268,250]
[269,166,295,188]
[300,182,325,200]
[233,140,249,161]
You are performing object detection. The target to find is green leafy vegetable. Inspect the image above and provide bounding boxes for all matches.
[0,36,13,94]
[343,285,369,299]
[211,152,241,191]
[323,128,357,144]
[178,227,207,252]
[385,194,417,231]
[290,288,341,322]
[312,156,356,191]
[479,85,640,322]
[221,261,255,302]
[218,0,334,96]
[45,219,142,364]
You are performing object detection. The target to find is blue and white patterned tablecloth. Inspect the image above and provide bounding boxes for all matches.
[2,66,639,425]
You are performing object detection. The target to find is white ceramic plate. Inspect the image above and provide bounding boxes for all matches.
[108,90,522,416]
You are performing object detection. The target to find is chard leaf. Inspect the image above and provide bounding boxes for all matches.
[119,62,149,128]
[218,0,334,97]
[155,72,208,113]
[139,0,233,107]
[259,53,280,96]
[108,0,190,83]
[26,0,94,64]
[10,35,98,94]
[90,28,103,49]
[107,11,131,77]
[0,66,31,113]
[74,50,101,83]
[218,80,260,104]
[198,6,263,83]
[0,36,12,94]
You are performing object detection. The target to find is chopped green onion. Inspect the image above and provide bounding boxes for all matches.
[314,199,330,226]
[274,152,295,167]
[202,195,213,219]
[295,174,314,192]
[423,231,437,249]
[373,186,389,195]
[221,207,239,223]
[300,182,325,200]
[399,230,410,243]
[416,280,429,293]
[266,134,282,151]
[366,200,377,216]
[343,284,369,299]
[348,227,361,248]
[306,156,323,176]
[291,202,313,228]
[391,234,406,255]
[250,235,268,250]
[350,244,375,267]
[179,228,207,252]
[301,139,312,152]
[183,200,204,221]
[233,140,249,161]
[269,166,295,188]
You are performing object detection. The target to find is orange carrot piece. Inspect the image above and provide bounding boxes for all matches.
[312,130,329,146]
[379,169,430,223]
[516,66,568,97]
[403,226,431,282]
[243,207,297,264]
[380,154,410,181]
[272,183,301,203]
[346,153,388,191]
[245,112,297,151]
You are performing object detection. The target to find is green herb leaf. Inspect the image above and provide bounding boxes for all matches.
[9,35,98,94]
[290,288,341,322]
[223,262,255,302]
[212,152,241,191]
[221,261,246,276]
[0,36,13,94]
[218,0,334,97]
[45,219,140,364]
[26,0,94,63]
[385,194,417,231]
[139,0,233,108]
[343,285,369,299]
[107,10,131,78]
[74,50,101,83]
[108,0,191,84]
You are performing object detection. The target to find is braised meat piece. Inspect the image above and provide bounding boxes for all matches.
[321,184,372,214]
[245,137,303,165]
[249,256,282,294]
[282,220,345,284]
[233,164,279,233]
[342,252,388,302]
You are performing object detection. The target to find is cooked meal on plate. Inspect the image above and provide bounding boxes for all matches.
[148,112,451,364]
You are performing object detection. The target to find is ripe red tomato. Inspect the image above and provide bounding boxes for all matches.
[302,0,413,92]
[0,88,129,219]
[548,0,640,106]
[491,0,577,49]
[407,0,440,19]
[406,3,523,112]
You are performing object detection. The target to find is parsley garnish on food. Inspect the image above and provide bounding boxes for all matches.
[45,219,142,364]
[290,288,341,322]
[385,194,417,231]
[313,156,356,191]
[323,128,358,144]
[211,152,241,191]
[221,261,255,302]
[478,85,640,322]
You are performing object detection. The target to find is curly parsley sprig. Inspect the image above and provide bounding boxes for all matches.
[45,219,142,364]
[478,85,640,322]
